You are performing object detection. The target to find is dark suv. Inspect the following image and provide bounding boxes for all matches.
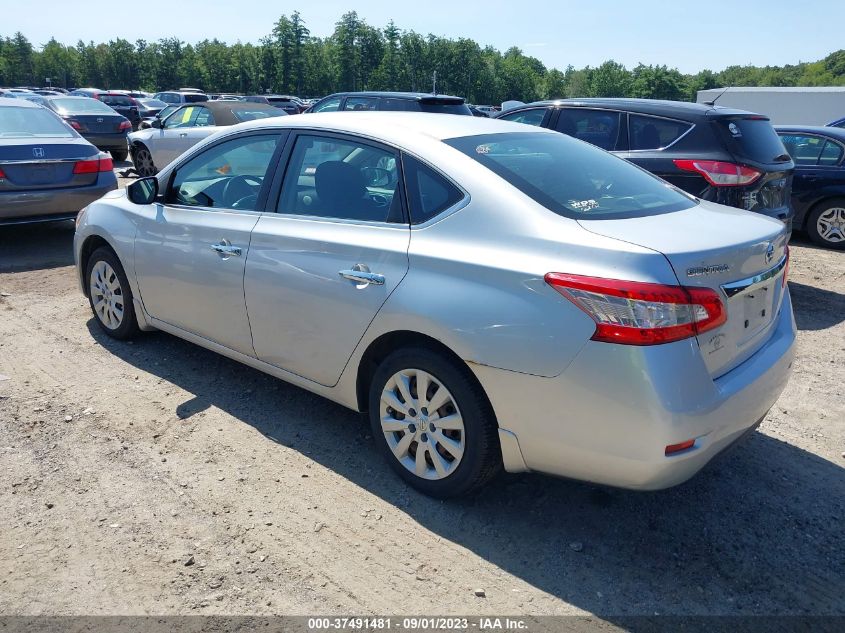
[497,98,795,227]
[306,92,472,116]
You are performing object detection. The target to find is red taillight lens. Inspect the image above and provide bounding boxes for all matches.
[673,159,762,187]
[118,120,132,131]
[0,166,5,179]
[545,273,726,346]
[73,155,114,174]
[68,120,83,131]
[665,439,696,455]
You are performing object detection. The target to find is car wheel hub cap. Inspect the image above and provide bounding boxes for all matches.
[817,207,845,243]
[90,260,124,330]
[379,368,465,481]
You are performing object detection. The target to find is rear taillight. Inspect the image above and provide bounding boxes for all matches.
[68,119,83,131]
[545,273,726,346]
[73,155,114,174]
[673,159,762,187]
[118,120,132,131]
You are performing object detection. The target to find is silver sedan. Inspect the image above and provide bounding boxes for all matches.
[74,113,795,497]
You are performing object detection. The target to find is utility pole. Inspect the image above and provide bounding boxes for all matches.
[432,70,437,95]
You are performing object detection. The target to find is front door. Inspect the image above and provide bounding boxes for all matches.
[133,131,286,355]
[245,132,410,386]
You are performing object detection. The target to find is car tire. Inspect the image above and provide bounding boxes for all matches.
[110,148,129,162]
[131,144,157,177]
[85,247,140,340]
[806,198,845,250]
[368,347,502,498]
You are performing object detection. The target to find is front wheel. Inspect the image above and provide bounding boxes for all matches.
[85,247,140,340]
[131,144,157,177]
[806,199,845,250]
[368,347,501,498]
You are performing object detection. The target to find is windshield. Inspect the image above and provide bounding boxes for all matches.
[0,106,75,138]
[445,132,697,219]
[50,98,115,115]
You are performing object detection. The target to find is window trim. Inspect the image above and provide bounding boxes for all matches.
[160,129,290,214]
[267,129,410,227]
[400,150,470,228]
[624,112,696,153]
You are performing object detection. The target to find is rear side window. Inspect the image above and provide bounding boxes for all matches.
[819,140,844,166]
[717,117,790,164]
[344,97,378,111]
[629,114,691,150]
[445,132,696,219]
[382,98,420,112]
[403,155,464,224]
[498,108,547,126]
[101,95,133,106]
[418,102,472,115]
[779,133,825,165]
[556,109,623,150]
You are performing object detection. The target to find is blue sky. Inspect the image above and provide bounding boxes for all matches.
[6,0,843,74]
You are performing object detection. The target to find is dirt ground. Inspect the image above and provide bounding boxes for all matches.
[0,179,843,618]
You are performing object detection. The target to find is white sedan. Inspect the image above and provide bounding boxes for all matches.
[127,101,285,176]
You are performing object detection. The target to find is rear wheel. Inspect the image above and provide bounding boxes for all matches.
[368,347,501,498]
[806,198,845,250]
[110,148,128,162]
[85,247,140,340]
[132,144,157,177]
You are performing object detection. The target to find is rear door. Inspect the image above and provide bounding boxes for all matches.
[552,108,626,151]
[615,113,695,185]
[244,131,410,387]
[778,132,845,223]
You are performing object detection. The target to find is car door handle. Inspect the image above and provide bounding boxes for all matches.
[211,240,242,257]
[179,132,188,137]
[339,269,385,286]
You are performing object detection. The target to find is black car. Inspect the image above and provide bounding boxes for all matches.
[306,92,472,115]
[0,97,117,224]
[136,98,168,120]
[98,93,141,130]
[496,98,795,227]
[776,125,845,249]
[265,95,306,114]
[43,96,132,161]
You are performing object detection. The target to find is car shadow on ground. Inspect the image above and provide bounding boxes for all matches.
[87,319,844,618]
[788,281,845,330]
[0,220,76,273]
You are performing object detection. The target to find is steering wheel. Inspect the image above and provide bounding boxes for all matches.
[222,174,263,208]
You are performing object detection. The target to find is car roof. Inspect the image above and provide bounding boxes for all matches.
[323,91,464,101]
[515,97,759,119]
[232,111,553,146]
[0,96,40,108]
[775,125,845,142]
[173,100,281,125]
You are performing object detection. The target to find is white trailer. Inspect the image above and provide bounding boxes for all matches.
[696,87,845,126]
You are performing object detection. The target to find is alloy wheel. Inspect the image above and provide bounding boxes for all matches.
[817,207,845,244]
[379,368,466,480]
[133,147,156,177]
[89,260,125,330]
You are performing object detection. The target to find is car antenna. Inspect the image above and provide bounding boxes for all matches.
[703,86,729,107]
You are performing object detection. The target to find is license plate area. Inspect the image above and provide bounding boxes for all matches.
[738,281,776,343]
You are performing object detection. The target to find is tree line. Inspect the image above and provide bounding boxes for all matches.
[2,11,844,104]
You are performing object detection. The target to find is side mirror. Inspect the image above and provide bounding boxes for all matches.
[151,118,162,129]
[127,177,158,205]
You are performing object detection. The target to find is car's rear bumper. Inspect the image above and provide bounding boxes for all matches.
[472,289,796,490]
[0,177,117,223]
[82,133,129,151]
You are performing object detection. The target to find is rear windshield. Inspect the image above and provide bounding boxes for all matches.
[381,98,471,115]
[445,132,697,219]
[140,99,167,108]
[232,109,278,122]
[100,95,133,106]
[50,98,115,115]
[0,106,75,138]
[716,117,791,164]
[183,94,209,103]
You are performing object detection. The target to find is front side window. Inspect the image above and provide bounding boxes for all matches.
[556,108,623,150]
[343,97,378,112]
[164,107,200,129]
[498,108,547,126]
[629,114,691,150]
[277,134,402,223]
[168,134,281,211]
[403,155,464,224]
[312,97,342,113]
[778,133,825,165]
[194,107,215,127]
[445,132,696,219]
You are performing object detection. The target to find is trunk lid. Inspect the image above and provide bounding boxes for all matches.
[0,138,100,191]
[71,114,126,134]
[578,201,789,378]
